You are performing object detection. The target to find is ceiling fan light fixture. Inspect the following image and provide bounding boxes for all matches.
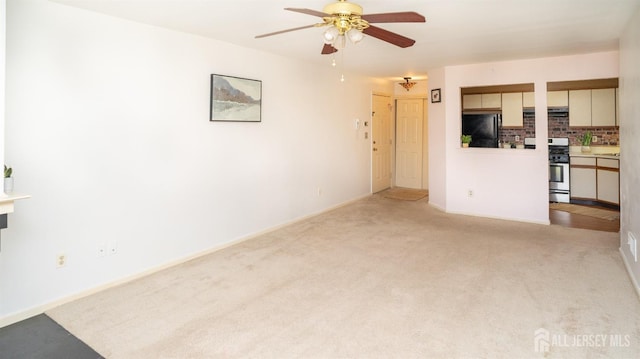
[323,0,363,16]
[400,77,416,91]
[323,26,340,44]
[255,1,425,56]
[347,28,364,44]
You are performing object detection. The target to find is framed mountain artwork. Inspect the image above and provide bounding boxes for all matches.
[210,74,262,122]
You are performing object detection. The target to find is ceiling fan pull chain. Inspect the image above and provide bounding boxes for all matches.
[340,48,346,82]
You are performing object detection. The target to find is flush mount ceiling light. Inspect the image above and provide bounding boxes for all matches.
[255,0,426,55]
[400,77,416,91]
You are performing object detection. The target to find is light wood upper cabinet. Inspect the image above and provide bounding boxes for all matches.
[482,93,501,108]
[569,90,592,127]
[462,91,524,127]
[569,88,616,127]
[462,93,501,109]
[547,91,568,107]
[523,92,535,108]
[462,94,481,109]
[591,88,616,127]
[616,88,620,126]
[501,92,523,127]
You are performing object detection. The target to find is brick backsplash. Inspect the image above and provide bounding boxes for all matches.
[495,113,619,146]
[548,116,619,145]
[500,112,536,144]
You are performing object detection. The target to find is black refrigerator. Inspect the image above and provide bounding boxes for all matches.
[462,113,501,148]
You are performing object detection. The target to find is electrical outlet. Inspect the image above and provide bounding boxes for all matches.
[515,135,520,142]
[56,253,66,268]
[592,135,598,143]
[467,190,473,197]
[97,243,107,258]
[107,241,118,255]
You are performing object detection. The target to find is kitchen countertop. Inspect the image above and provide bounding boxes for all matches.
[570,153,621,159]
[569,145,620,159]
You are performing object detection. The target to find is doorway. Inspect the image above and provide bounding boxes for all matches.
[395,99,424,189]
[371,94,393,193]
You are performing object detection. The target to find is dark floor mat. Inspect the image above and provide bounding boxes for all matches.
[0,314,102,359]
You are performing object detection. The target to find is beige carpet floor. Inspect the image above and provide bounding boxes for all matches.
[381,187,429,201]
[549,202,620,221]
[47,195,639,358]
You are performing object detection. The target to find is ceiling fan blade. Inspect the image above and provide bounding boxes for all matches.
[363,25,416,48]
[321,43,338,55]
[255,24,318,39]
[362,11,426,23]
[285,8,328,18]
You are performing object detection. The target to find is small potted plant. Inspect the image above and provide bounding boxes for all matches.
[4,165,13,193]
[461,135,472,148]
[579,131,593,153]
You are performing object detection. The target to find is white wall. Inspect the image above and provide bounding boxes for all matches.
[427,68,446,210]
[0,0,386,324]
[429,52,619,224]
[619,6,640,293]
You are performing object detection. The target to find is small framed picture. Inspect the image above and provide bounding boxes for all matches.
[431,88,441,103]
[210,74,262,122]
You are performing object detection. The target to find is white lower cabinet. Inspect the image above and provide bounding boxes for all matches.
[596,158,620,205]
[570,157,596,200]
[570,156,619,205]
[571,168,597,199]
[597,170,619,204]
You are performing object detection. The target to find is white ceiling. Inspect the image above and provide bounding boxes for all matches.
[51,0,640,80]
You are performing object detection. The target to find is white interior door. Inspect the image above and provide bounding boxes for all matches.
[395,99,423,189]
[372,94,392,193]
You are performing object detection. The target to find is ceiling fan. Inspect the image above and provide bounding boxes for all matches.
[255,0,425,55]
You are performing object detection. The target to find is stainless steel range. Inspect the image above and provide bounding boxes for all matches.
[549,138,570,203]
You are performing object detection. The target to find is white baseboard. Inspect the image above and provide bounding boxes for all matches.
[0,194,371,328]
[428,201,446,212]
[619,247,640,300]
